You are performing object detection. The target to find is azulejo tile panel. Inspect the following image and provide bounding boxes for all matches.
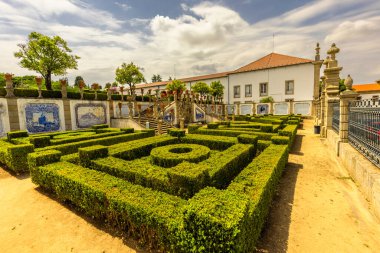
[75,103,107,128]
[257,104,269,114]
[25,103,60,133]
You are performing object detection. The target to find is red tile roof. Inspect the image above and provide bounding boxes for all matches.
[233,53,313,74]
[352,83,380,92]
[136,71,230,89]
[137,53,313,88]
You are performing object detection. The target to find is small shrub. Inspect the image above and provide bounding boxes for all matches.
[30,136,51,148]
[207,123,219,129]
[7,130,28,141]
[167,128,185,138]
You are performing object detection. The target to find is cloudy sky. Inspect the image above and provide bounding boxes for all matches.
[0,0,379,85]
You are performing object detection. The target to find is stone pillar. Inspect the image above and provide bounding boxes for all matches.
[157,119,162,135]
[324,43,342,131]
[6,98,20,131]
[236,102,240,115]
[313,43,324,102]
[252,102,256,115]
[289,100,294,114]
[63,99,72,130]
[180,117,185,129]
[319,76,326,137]
[339,75,358,142]
[269,102,274,114]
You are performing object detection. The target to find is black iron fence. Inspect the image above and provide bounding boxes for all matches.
[348,99,380,168]
[332,101,340,134]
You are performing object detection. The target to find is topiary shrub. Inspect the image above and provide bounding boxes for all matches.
[7,130,28,141]
[271,136,290,145]
[187,124,201,134]
[78,145,109,167]
[150,144,210,167]
[168,128,185,138]
[28,150,62,169]
[91,124,109,129]
[207,123,219,129]
[121,128,134,133]
[237,134,258,145]
[30,136,51,148]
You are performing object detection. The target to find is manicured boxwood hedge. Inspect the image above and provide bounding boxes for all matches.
[7,130,28,141]
[191,127,276,140]
[28,116,297,251]
[150,144,210,167]
[29,136,51,148]
[167,128,186,138]
[207,122,219,129]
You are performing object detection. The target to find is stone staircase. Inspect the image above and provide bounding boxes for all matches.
[134,116,172,135]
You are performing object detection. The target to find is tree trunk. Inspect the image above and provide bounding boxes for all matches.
[45,71,52,90]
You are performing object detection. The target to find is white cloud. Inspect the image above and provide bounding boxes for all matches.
[115,1,131,11]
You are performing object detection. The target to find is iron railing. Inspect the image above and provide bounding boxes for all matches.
[348,99,380,168]
[332,101,340,134]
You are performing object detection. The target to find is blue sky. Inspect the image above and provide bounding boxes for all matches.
[0,0,379,85]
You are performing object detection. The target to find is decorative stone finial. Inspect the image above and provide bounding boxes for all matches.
[315,42,320,61]
[344,75,353,90]
[323,56,330,67]
[327,43,340,60]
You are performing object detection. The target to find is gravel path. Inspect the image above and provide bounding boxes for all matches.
[256,119,380,252]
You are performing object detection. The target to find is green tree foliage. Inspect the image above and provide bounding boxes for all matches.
[74,76,84,87]
[14,32,79,90]
[168,76,173,81]
[112,81,118,87]
[166,79,186,94]
[105,82,112,89]
[339,79,346,92]
[151,74,162,83]
[191,81,211,96]
[210,80,224,98]
[115,62,145,95]
[259,96,274,103]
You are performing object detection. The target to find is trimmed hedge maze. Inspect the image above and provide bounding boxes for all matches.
[0,125,154,173]
[28,116,298,252]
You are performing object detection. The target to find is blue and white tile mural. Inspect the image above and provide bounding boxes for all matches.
[226,105,234,115]
[25,103,60,133]
[195,107,205,121]
[240,104,252,115]
[163,109,174,124]
[294,102,311,115]
[274,103,289,115]
[257,104,269,115]
[75,104,107,128]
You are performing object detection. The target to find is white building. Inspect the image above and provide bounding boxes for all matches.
[352,81,380,100]
[137,51,321,115]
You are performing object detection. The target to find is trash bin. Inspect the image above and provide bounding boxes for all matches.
[314,125,321,134]
[146,121,150,129]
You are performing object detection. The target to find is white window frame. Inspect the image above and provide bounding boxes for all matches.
[245,84,252,97]
[259,82,268,97]
[285,80,294,95]
[234,85,241,98]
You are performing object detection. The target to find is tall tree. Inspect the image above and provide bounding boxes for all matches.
[191,81,211,96]
[210,80,224,99]
[14,32,79,90]
[166,79,186,94]
[74,76,84,87]
[151,74,163,83]
[115,62,145,96]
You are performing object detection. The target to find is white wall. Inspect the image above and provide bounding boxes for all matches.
[228,63,314,104]
[358,92,380,100]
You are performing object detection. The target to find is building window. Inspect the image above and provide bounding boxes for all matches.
[234,86,240,98]
[285,80,294,95]
[245,84,252,97]
[260,82,268,96]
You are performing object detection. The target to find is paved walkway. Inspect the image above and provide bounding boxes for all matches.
[256,119,380,252]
